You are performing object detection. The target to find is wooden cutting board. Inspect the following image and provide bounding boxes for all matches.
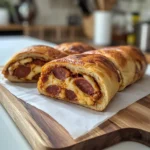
[1,86,150,150]
[0,66,150,150]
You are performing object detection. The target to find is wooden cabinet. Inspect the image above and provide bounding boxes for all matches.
[0,25,85,44]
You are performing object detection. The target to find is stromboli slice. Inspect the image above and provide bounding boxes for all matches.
[38,54,120,111]
[2,45,67,82]
[84,47,136,91]
[55,42,95,55]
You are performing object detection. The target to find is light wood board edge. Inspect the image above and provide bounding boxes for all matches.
[0,84,52,150]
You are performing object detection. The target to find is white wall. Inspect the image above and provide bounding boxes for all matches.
[35,0,82,25]
[9,0,150,25]
[9,0,82,25]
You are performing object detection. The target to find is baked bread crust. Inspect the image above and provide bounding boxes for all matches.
[38,54,120,111]
[85,47,136,90]
[2,45,67,82]
[38,46,147,111]
[117,46,147,83]
[55,42,95,55]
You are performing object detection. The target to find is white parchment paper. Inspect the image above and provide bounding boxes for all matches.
[0,65,150,139]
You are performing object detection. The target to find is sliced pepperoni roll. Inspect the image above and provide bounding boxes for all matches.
[85,46,147,90]
[38,46,147,111]
[84,47,135,91]
[38,54,121,111]
[55,42,95,55]
[2,45,67,82]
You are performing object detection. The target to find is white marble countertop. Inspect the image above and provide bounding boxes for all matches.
[0,36,56,66]
[0,36,149,150]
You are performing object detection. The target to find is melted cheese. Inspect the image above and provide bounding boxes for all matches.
[8,62,19,75]
[44,71,99,106]
[8,58,42,80]
[8,58,33,75]
[26,65,42,80]
[20,58,32,64]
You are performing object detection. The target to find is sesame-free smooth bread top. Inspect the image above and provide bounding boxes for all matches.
[38,46,147,111]
[2,45,67,82]
[85,46,147,90]
[55,42,95,55]
[117,46,147,83]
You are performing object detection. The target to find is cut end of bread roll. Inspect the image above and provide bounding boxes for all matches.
[2,45,67,82]
[38,54,121,111]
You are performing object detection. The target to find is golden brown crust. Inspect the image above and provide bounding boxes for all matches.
[55,42,95,55]
[53,54,121,82]
[38,53,121,111]
[117,46,147,82]
[84,46,147,90]
[15,45,67,60]
[2,45,67,82]
[38,45,147,111]
[84,47,136,90]
[92,48,128,67]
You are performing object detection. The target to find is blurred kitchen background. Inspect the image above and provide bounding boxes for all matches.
[0,0,150,52]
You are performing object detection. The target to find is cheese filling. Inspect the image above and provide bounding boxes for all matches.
[43,68,101,106]
[8,58,42,80]
[8,58,32,75]
[26,65,42,80]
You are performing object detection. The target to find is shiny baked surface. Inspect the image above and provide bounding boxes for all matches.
[55,42,95,55]
[38,53,121,111]
[38,46,147,111]
[2,45,67,82]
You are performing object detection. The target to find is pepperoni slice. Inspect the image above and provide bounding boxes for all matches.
[13,65,31,78]
[46,85,60,96]
[33,73,40,80]
[52,67,70,80]
[65,89,77,101]
[32,59,46,66]
[74,78,94,95]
